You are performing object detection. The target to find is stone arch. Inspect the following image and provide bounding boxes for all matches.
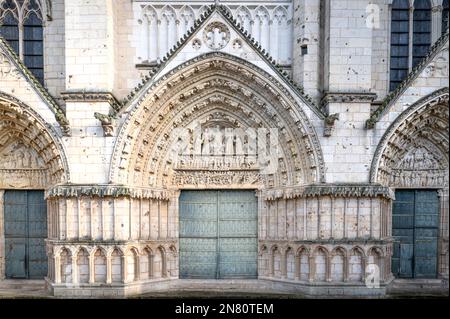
[111,248,123,283]
[349,246,365,282]
[370,89,449,188]
[167,245,178,278]
[270,245,282,278]
[110,53,324,189]
[126,247,139,282]
[60,248,72,284]
[368,246,385,280]
[93,247,107,283]
[331,247,347,282]
[76,247,89,284]
[296,246,310,281]
[258,245,269,276]
[153,246,166,278]
[235,5,252,32]
[313,246,328,282]
[140,246,154,280]
[0,92,70,188]
[285,246,295,280]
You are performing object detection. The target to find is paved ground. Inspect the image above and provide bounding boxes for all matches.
[0,279,448,299]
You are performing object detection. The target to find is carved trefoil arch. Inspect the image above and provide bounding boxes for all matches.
[110,53,325,190]
[370,88,449,189]
[0,92,70,189]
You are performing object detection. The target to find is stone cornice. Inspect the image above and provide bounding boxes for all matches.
[61,91,121,114]
[320,92,377,110]
[262,184,395,201]
[366,31,449,129]
[0,35,71,136]
[46,184,173,200]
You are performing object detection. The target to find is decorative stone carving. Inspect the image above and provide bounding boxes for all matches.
[192,38,202,50]
[203,21,230,50]
[94,112,114,137]
[0,93,70,187]
[0,52,21,79]
[371,89,449,188]
[0,141,46,169]
[173,170,260,187]
[110,53,325,187]
[367,33,449,129]
[323,113,339,137]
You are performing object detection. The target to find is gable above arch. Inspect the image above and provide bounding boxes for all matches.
[110,53,325,189]
[0,35,70,135]
[121,4,323,120]
[0,92,70,188]
[370,88,449,188]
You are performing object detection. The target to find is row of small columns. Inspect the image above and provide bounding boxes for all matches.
[267,253,386,282]
[52,253,168,285]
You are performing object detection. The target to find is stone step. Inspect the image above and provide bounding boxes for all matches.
[387,279,448,296]
[0,280,45,291]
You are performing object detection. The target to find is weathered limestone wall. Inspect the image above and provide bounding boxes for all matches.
[325,0,373,93]
[259,196,390,241]
[65,0,115,91]
[257,192,393,284]
[43,0,66,103]
[292,0,322,104]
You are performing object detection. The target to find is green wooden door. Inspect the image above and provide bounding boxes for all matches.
[392,190,439,278]
[179,190,257,279]
[4,190,48,279]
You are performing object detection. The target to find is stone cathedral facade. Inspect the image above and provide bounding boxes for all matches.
[0,0,448,298]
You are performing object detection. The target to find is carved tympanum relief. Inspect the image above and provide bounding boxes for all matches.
[0,94,68,188]
[372,90,449,188]
[111,53,324,189]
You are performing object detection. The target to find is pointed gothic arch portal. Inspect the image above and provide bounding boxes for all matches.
[370,89,449,279]
[111,52,324,191]
[110,53,324,279]
[0,92,70,279]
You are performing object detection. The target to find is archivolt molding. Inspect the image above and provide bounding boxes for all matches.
[111,53,325,189]
[370,88,449,188]
[0,91,70,188]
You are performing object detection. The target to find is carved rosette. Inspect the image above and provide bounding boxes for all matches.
[203,21,231,50]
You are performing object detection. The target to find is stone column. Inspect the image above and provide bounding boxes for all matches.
[88,254,95,284]
[438,188,449,279]
[121,255,127,283]
[269,251,274,277]
[308,255,315,282]
[71,255,78,284]
[106,255,112,284]
[135,255,141,281]
[362,257,368,282]
[0,190,4,280]
[431,5,443,44]
[149,254,154,278]
[326,256,332,282]
[294,255,301,281]
[54,255,61,284]
[280,250,287,279]
[343,256,349,282]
